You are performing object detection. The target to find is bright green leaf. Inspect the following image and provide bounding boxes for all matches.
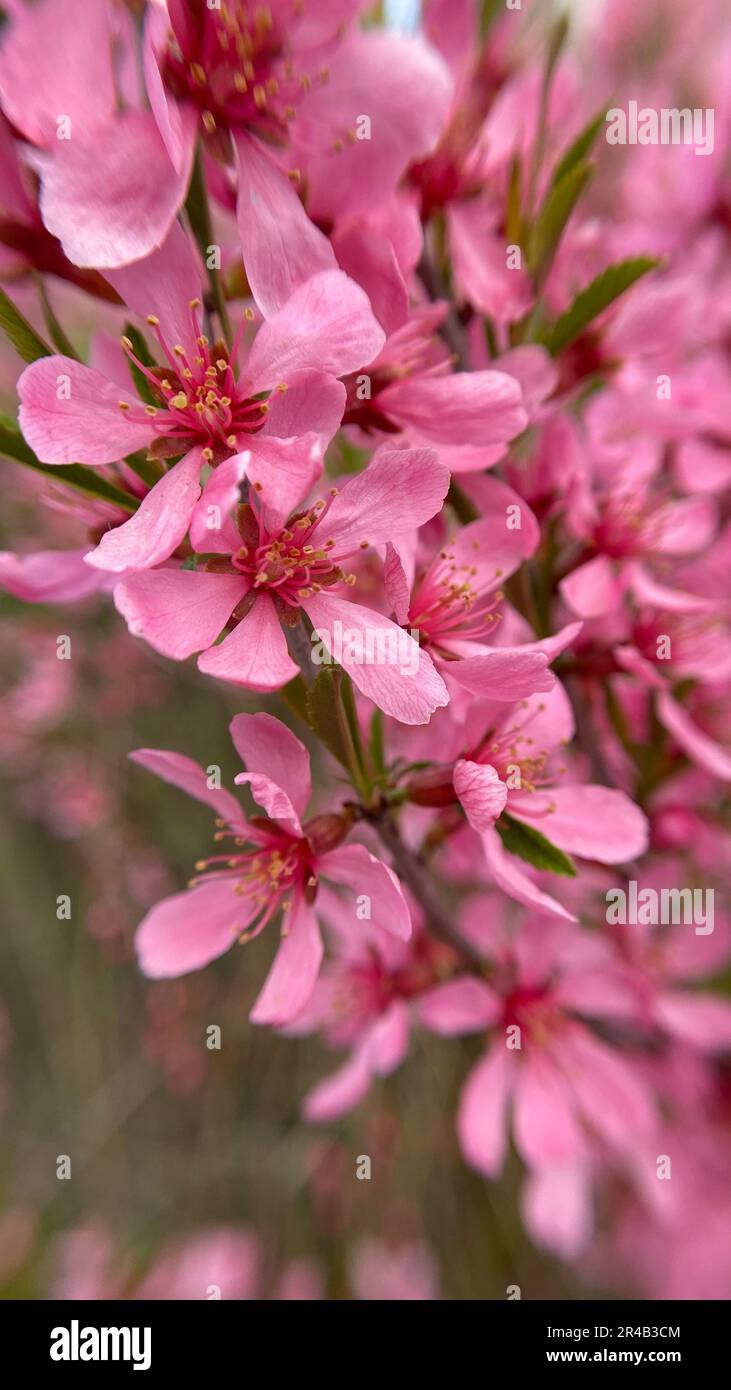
[496,812,578,877]
[0,286,52,363]
[540,257,661,356]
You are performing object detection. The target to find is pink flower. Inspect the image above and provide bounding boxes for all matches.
[417,912,656,1179]
[132,712,412,1025]
[115,444,451,722]
[341,304,528,471]
[385,475,579,700]
[452,682,649,919]
[18,220,383,575]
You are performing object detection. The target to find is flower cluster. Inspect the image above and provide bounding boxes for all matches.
[1,0,730,1299]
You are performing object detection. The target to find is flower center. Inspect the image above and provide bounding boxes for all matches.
[409,549,504,653]
[161,1,326,143]
[119,301,279,461]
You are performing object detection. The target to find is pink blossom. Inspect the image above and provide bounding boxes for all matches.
[132,712,412,1025]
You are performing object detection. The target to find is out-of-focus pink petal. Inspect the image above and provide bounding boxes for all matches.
[115,568,247,660]
[18,355,154,465]
[457,1043,515,1178]
[417,978,500,1035]
[296,30,452,223]
[0,548,111,603]
[86,451,203,572]
[303,1038,374,1122]
[513,1052,589,1169]
[250,896,323,1026]
[231,711,311,824]
[654,992,731,1050]
[657,690,731,780]
[521,1166,592,1260]
[480,824,577,922]
[39,110,194,269]
[0,0,116,147]
[197,593,298,690]
[559,1029,656,1152]
[559,555,622,618]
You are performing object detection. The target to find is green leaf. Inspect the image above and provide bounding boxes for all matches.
[123,322,159,407]
[368,708,386,778]
[0,413,137,512]
[279,674,310,725]
[306,666,369,797]
[0,285,52,363]
[550,107,609,188]
[34,274,79,359]
[539,257,660,356]
[496,812,577,877]
[306,667,353,771]
[528,160,593,289]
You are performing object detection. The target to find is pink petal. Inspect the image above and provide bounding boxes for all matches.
[235,132,336,318]
[230,710,311,823]
[520,785,649,864]
[136,878,251,979]
[0,548,110,603]
[657,690,731,780]
[453,760,508,831]
[324,446,450,554]
[480,824,577,922]
[318,843,412,941]
[448,649,554,700]
[246,434,324,532]
[559,555,622,618]
[115,568,247,660]
[261,370,346,443]
[129,748,245,829]
[654,992,731,1050]
[295,30,452,224]
[0,0,116,148]
[513,1052,589,1169]
[303,592,449,724]
[85,450,203,572]
[303,1039,375,1122]
[243,269,385,393]
[379,370,527,446]
[104,219,203,364]
[250,895,323,1027]
[558,1029,655,1152]
[448,199,532,324]
[189,453,248,555]
[39,110,195,269]
[417,978,500,1035]
[18,355,154,465]
[521,1166,592,1260]
[457,1043,515,1178]
[197,592,298,690]
[331,220,408,335]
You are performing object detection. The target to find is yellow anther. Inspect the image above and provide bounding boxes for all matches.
[121,335,133,351]
[170,392,188,409]
[146,314,159,326]
[202,110,216,134]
